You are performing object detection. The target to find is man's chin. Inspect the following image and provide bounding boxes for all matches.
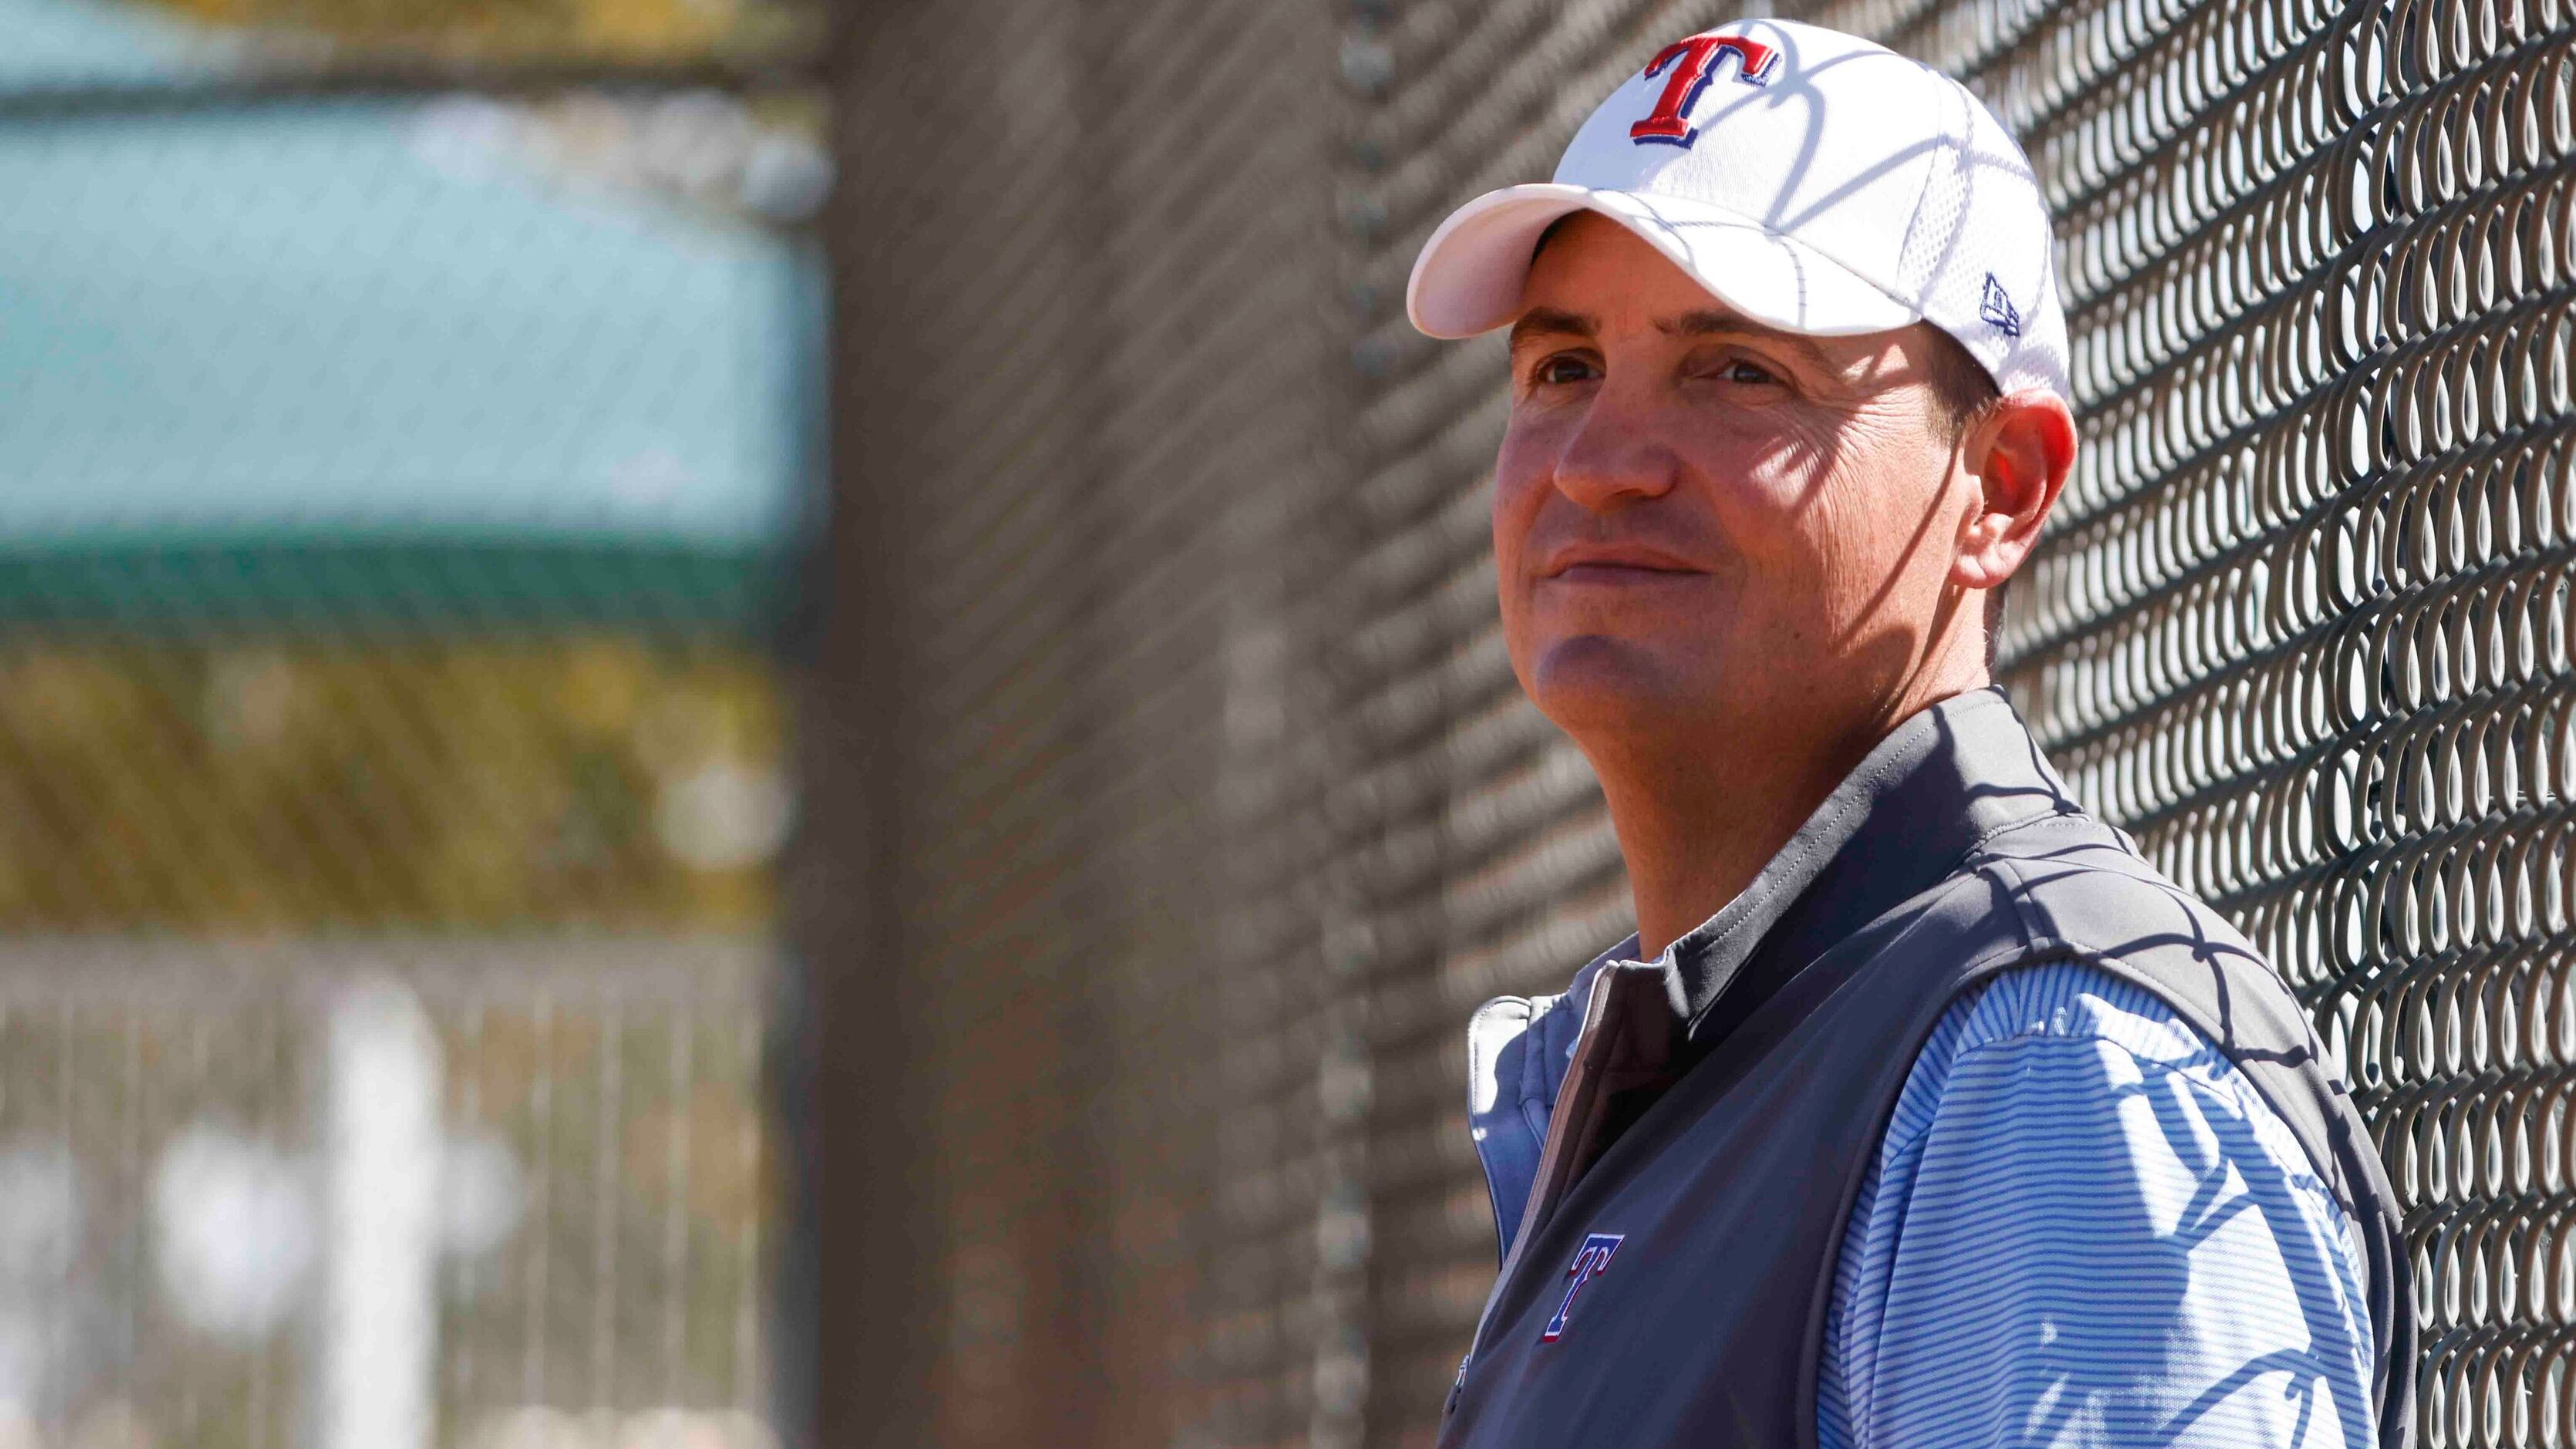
[1527,636,1721,735]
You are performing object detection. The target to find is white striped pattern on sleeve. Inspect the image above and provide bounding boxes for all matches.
[1815,962,2377,1449]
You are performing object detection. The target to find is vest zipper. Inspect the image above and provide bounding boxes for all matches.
[1445,966,1626,1419]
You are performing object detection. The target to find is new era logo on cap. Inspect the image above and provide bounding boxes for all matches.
[1980,274,2024,338]
[1406,19,2071,405]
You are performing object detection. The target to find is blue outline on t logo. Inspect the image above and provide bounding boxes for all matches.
[1539,1232,1625,1343]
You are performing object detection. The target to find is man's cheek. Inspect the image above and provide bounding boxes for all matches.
[1716,451,1825,520]
[1490,485,1547,581]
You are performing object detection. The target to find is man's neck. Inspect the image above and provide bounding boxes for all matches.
[1596,738,1862,961]
[1595,676,1987,959]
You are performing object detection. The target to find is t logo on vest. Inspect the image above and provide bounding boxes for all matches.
[1538,1233,1624,1343]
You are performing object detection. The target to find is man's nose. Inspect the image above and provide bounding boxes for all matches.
[1549,394,1680,512]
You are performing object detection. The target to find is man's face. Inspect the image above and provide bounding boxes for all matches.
[1495,213,1977,760]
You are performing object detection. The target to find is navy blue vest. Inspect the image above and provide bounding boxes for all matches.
[1440,689,2412,1449]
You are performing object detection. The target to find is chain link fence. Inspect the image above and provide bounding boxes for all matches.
[821,0,2576,1445]
[0,1,824,1445]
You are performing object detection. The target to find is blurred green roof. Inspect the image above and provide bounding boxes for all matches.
[0,0,820,632]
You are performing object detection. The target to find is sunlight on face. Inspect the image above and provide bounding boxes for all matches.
[1493,213,1973,765]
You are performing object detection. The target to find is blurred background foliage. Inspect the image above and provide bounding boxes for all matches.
[134,0,820,62]
[0,639,784,931]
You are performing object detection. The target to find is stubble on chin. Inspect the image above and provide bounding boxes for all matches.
[1525,630,1731,744]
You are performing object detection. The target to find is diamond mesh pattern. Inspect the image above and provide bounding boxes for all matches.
[836,0,2575,1444]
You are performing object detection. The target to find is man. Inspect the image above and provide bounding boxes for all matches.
[1405,19,2410,1449]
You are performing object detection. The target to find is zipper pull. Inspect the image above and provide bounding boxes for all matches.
[1445,1353,1469,1417]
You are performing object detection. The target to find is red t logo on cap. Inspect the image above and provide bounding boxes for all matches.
[1629,34,1781,147]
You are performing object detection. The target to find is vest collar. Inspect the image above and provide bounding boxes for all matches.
[1461,687,2087,1261]
[1657,686,2081,1047]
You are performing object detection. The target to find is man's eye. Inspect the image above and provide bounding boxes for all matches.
[1719,359,1781,385]
[1532,355,1597,387]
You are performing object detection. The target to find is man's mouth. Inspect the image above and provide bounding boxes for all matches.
[1541,545,1706,582]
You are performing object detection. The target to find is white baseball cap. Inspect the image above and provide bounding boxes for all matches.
[1406,19,2071,403]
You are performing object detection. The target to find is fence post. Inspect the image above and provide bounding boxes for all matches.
[317,978,441,1449]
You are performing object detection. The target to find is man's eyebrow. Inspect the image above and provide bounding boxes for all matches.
[1508,307,1594,349]
[1659,309,1835,370]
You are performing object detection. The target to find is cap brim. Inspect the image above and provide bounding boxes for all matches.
[1406,184,1920,341]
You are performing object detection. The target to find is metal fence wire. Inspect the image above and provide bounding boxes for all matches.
[0,2,824,1447]
[826,0,2576,1446]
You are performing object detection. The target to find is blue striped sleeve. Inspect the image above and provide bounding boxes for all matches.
[1816,962,2376,1449]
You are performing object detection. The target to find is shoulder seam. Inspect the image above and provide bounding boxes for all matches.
[1974,849,2046,956]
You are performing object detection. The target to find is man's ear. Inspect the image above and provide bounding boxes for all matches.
[1953,390,2076,592]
